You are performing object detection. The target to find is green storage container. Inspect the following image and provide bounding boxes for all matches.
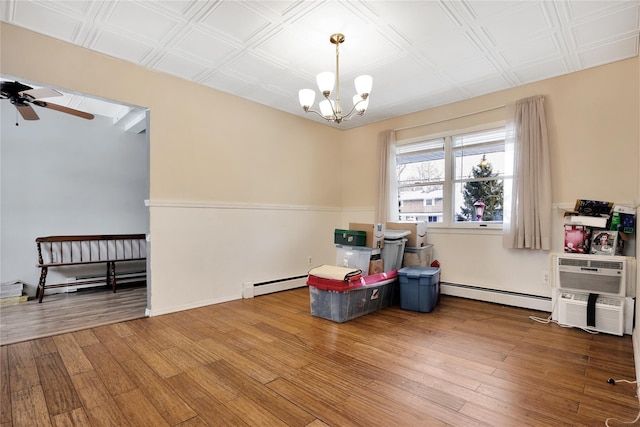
[334,229,366,246]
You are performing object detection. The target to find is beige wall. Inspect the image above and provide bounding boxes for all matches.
[2,22,638,313]
[343,58,639,207]
[342,57,639,298]
[0,23,344,206]
[1,23,344,313]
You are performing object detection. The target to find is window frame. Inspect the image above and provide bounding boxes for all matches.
[394,121,508,230]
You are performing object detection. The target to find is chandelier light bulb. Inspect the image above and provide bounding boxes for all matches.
[298,89,316,109]
[316,72,335,96]
[319,99,334,118]
[354,75,373,97]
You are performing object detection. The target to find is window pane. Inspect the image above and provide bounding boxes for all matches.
[452,128,505,148]
[454,148,505,180]
[398,184,443,223]
[397,159,445,185]
[453,180,504,222]
[453,128,506,180]
[397,138,445,183]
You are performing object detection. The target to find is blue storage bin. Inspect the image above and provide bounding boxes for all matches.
[398,266,440,312]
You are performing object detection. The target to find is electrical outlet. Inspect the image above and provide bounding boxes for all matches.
[308,256,312,265]
[541,270,549,284]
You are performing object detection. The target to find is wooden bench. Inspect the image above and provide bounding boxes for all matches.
[36,234,147,303]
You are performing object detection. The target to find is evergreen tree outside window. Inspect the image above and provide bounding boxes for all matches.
[453,128,506,223]
[456,155,504,221]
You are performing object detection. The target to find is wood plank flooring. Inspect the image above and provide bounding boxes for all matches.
[1,287,638,426]
[0,284,147,346]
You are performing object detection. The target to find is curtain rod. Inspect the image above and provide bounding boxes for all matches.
[393,104,506,132]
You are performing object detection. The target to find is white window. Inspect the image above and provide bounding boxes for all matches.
[394,125,509,228]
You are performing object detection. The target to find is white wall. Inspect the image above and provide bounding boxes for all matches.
[0,100,149,296]
[148,202,340,315]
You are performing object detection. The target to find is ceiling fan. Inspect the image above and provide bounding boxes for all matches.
[1,80,94,124]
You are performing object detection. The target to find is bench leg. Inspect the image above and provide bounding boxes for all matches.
[37,266,48,303]
[109,262,117,293]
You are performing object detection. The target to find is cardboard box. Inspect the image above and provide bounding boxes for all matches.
[386,221,428,247]
[567,214,609,228]
[349,223,385,249]
[369,259,384,275]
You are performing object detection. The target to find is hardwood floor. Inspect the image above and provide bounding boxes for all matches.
[0,284,147,346]
[1,286,638,426]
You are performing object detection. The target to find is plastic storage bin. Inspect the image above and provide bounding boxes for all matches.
[336,245,374,275]
[381,238,407,272]
[398,266,440,312]
[402,244,433,267]
[307,271,398,323]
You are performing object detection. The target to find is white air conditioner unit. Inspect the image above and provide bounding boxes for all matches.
[554,253,626,297]
[556,292,624,336]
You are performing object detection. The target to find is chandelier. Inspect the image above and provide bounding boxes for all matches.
[298,33,372,123]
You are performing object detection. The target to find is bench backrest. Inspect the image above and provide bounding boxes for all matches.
[37,234,147,267]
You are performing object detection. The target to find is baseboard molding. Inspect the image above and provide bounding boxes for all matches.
[441,282,552,312]
[243,276,307,298]
[148,294,238,317]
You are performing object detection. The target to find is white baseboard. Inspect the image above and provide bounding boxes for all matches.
[243,276,307,298]
[441,282,552,312]
[148,294,238,317]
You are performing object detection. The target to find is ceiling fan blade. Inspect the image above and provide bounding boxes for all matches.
[32,100,94,120]
[21,87,62,100]
[15,104,40,120]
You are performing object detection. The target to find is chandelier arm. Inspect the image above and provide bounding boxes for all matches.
[340,107,360,121]
[303,107,336,121]
[340,98,368,121]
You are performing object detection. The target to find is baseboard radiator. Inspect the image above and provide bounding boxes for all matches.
[243,275,308,298]
[441,282,552,312]
[44,271,146,295]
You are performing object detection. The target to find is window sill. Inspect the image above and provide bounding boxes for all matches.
[427,225,503,235]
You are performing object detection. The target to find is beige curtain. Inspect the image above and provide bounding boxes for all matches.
[376,130,397,224]
[503,95,552,250]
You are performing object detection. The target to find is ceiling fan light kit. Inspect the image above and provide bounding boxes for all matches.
[298,33,372,124]
[1,80,95,125]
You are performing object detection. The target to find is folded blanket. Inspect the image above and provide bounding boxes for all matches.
[308,265,362,282]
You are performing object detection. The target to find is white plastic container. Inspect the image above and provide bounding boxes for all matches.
[381,238,407,272]
[335,245,373,276]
